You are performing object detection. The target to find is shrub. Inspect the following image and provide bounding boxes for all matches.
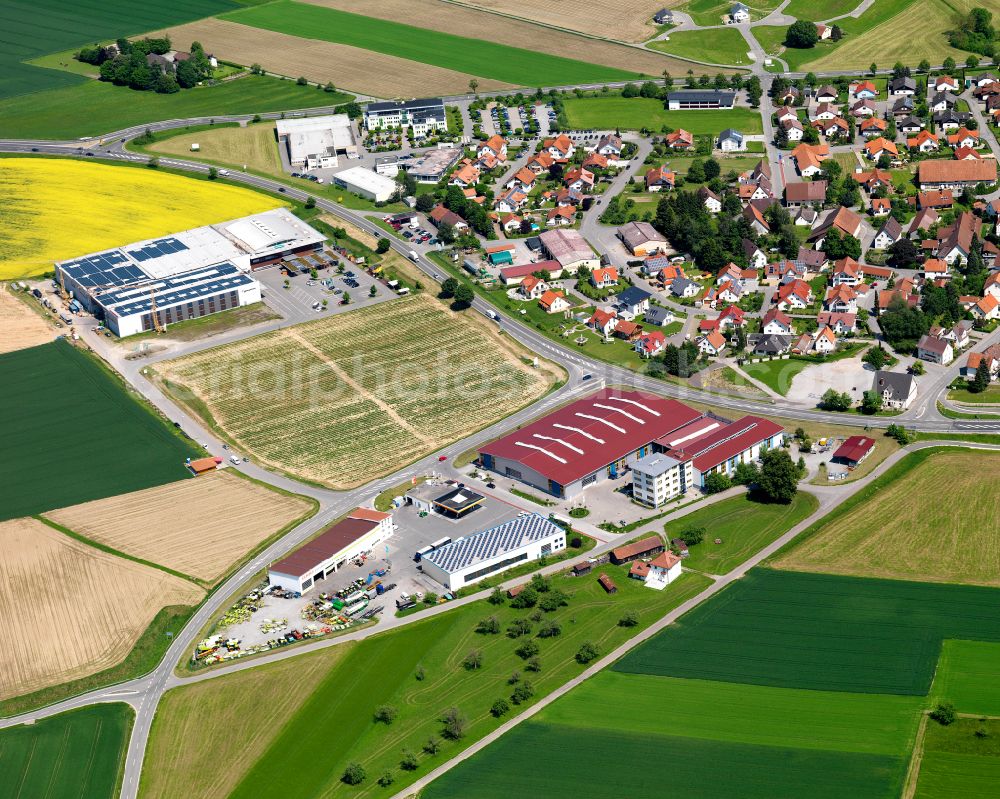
[511,681,535,704]
[507,618,533,638]
[373,704,397,724]
[525,656,542,672]
[488,587,506,605]
[530,574,551,593]
[423,736,441,755]
[477,615,500,634]
[537,620,562,638]
[510,586,538,608]
[619,610,639,627]
[930,702,957,726]
[378,770,395,787]
[516,640,540,659]
[491,698,511,717]
[570,536,583,548]
[342,763,366,785]
[538,590,569,612]
[400,750,418,771]
[576,642,600,664]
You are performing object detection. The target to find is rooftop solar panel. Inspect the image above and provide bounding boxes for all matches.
[424,513,562,573]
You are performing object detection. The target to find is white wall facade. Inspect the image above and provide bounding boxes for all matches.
[421,530,566,592]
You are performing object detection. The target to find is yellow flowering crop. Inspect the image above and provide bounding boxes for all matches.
[0,158,282,279]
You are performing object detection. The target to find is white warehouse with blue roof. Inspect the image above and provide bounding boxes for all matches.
[420,513,566,591]
[56,209,325,337]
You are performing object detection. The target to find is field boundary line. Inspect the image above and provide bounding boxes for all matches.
[902,712,928,799]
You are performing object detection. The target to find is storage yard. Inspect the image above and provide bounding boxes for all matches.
[0,518,203,700]
[157,293,560,487]
[46,471,315,585]
[0,283,57,354]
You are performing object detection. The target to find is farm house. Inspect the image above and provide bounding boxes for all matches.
[268,508,393,594]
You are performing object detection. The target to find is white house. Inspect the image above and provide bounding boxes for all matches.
[719,128,745,152]
[644,550,683,589]
[730,2,750,23]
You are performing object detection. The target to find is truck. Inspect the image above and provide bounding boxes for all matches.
[408,250,419,262]
[59,312,73,325]
[68,299,81,313]
[485,309,498,321]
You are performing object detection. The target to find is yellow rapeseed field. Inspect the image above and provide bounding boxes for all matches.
[0,158,281,278]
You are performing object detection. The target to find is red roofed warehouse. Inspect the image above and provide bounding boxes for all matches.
[832,436,876,468]
[479,389,785,498]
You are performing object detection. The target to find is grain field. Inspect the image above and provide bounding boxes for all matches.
[0,518,203,700]
[154,18,516,97]
[46,472,314,584]
[0,284,56,354]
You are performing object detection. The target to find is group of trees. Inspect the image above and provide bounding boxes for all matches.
[443,185,494,240]
[785,20,842,49]
[703,449,800,503]
[949,7,998,57]
[87,37,213,94]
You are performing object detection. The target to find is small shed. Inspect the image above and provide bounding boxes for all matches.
[671,538,690,558]
[572,561,593,576]
[598,573,618,594]
[187,456,222,475]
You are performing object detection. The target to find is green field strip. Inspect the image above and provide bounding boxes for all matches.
[930,640,1000,716]
[614,569,1000,695]
[541,671,923,756]
[915,751,1000,798]
[0,703,133,799]
[219,1,642,85]
[423,723,908,799]
[561,96,764,133]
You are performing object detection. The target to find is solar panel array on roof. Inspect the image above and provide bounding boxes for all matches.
[100,262,252,316]
[424,513,562,573]
[124,237,189,262]
[60,251,144,288]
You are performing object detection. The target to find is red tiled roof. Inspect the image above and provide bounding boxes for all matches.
[833,436,875,464]
[271,518,379,577]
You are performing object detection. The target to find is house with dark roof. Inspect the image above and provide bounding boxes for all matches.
[871,370,916,409]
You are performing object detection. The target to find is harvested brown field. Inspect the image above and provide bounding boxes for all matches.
[46,472,314,584]
[0,518,203,700]
[141,644,351,799]
[0,284,57,354]
[154,18,516,97]
[321,214,378,249]
[305,0,706,70]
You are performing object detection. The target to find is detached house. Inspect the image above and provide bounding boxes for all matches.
[872,217,903,250]
[697,329,727,356]
[864,137,899,161]
[590,266,619,289]
[811,206,862,249]
[665,129,695,150]
[871,370,916,409]
[542,134,574,161]
[588,307,618,337]
[917,334,954,364]
[908,130,940,153]
[816,311,857,334]
[645,166,676,191]
[761,308,793,335]
[538,290,570,314]
[635,331,666,358]
[824,284,859,313]
[698,186,722,213]
[889,76,917,95]
[742,238,767,271]
[831,257,861,286]
[775,279,813,310]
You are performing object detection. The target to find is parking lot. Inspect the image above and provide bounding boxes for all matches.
[383,215,439,248]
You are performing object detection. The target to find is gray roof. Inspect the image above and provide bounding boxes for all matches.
[366,97,444,114]
[422,512,562,574]
[670,277,699,296]
[618,220,667,249]
[644,306,674,325]
[889,76,917,92]
[751,333,791,355]
[876,217,903,241]
[617,286,653,307]
[633,452,683,477]
[872,369,914,401]
[720,128,743,142]
[667,90,736,106]
[731,2,749,11]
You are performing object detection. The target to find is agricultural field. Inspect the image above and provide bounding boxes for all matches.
[914,718,1000,799]
[0,283,57,354]
[0,341,199,521]
[0,704,133,799]
[450,0,662,41]
[0,75,347,140]
[648,27,753,66]
[157,294,562,488]
[0,517,202,700]
[0,0,236,102]
[147,121,284,179]
[141,646,348,799]
[561,96,763,133]
[0,158,280,278]
[46,471,315,585]
[305,0,701,73]
[142,563,709,798]
[930,640,1000,716]
[773,449,1000,587]
[741,357,812,395]
[219,2,646,86]
[665,491,818,575]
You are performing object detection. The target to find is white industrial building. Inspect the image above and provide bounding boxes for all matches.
[420,513,566,591]
[275,114,358,170]
[363,98,448,137]
[268,508,393,594]
[631,453,694,507]
[55,209,325,336]
[333,166,399,202]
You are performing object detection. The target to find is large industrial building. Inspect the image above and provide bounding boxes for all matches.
[537,229,599,273]
[275,114,358,170]
[479,389,785,499]
[268,508,393,594]
[332,166,399,202]
[363,98,448,137]
[420,512,566,591]
[55,209,324,336]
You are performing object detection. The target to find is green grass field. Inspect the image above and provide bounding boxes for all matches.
[915,718,1000,799]
[648,28,752,66]
[0,341,198,520]
[682,0,783,26]
[561,96,763,133]
[667,491,818,575]
[0,75,347,140]
[614,568,1000,695]
[948,384,1000,404]
[930,640,1000,716]
[221,1,641,86]
[147,565,709,798]
[741,357,812,395]
[0,0,238,101]
[0,703,133,799]
[783,0,859,16]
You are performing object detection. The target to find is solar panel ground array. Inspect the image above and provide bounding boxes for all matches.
[614,569,1000,695]
[0,341,199,521]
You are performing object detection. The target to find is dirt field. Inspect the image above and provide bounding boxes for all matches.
[774,450,1000,587]
[305,0,698,68]
[321,214,379,249]
[148,122,283,178]
[0,284,56,354]
[46,472,313,584]
[141,645,348,799]
[0,518,203,700]
[157,294,562,487]
[786,355,873,405]
[154,18,516,97]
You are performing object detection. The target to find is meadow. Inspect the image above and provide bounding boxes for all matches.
[147,121,284,179]
[561,96,764,133]
[0,75,347,140]
[648,27,753,66]
[774,448,1000,587]
[0,341,198,520]
[157,294,561,487]
[221,1,642,85]
[141,565,710,798]
[666,491,818,575]
[0,0,237,101]
[915,718,1000,799]
[681,0,782,26]
[930,639,1000,716]
[0,703,133,799]
[613,568,1000,695]
[741,357,812,394]
[0,158,280,278]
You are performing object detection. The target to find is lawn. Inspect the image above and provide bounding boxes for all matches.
[948,384,1000,404]
[915,718,1000,799]
[648,28,752,66]
[147,120,284,178]
[666,491,818,575]
[930,640,1000,716]
[0,341,198,521]
[681,0,783,26]
[0,157,281,278]
[741,357,812,395]
[561,96,763,133]
[221,1,641,85]
[0,75,348,140]
[0,0,238,102]
[0,703,133,799]
[773,448,1000,587]
[142,565,711,798]
[783,0,859,16]
[614,567,1000,695]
